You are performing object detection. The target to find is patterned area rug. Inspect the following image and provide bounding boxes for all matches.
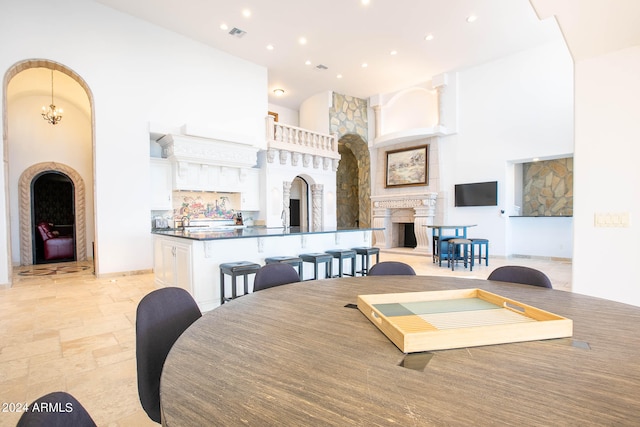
[16,264,93,276]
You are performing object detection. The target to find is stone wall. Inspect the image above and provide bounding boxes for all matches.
[330,93,371,228]
[522,157,573,216]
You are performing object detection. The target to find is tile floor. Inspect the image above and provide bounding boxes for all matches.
[0,251,571,426]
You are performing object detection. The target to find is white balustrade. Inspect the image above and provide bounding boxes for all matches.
[266,115,339,160]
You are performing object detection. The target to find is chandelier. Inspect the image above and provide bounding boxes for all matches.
[41,70,63,125]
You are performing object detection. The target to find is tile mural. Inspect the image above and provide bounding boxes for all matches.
[173,191,240,220]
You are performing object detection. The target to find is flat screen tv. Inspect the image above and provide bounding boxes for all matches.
[454,181,498,207]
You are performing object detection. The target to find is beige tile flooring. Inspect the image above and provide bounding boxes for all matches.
[0,251,571,426]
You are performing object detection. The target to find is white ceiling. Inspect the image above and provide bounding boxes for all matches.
[9,1,639,115]
[93,0,561,110]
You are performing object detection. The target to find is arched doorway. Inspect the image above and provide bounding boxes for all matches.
[290,176,309,228]
[4,59,94,272]
[31,171,75,263]
[336,134,370,228]
[337,144,359,227]
[19,162,87,266]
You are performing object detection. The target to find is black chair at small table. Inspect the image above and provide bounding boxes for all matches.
[469,238,489,267]
[447,238,473,271]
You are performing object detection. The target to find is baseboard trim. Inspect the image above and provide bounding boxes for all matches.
[96,269,153,279]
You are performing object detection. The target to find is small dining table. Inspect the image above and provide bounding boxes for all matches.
[426,224,477,265]
[160,276,640,426]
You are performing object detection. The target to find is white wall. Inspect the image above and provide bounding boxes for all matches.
[439,40,574,256]
[299,91,332,134]
[0,0,267,280]
[7,90,94,263]
[573,45,640,306]
[268,103,299,127]
[379,85,438,134]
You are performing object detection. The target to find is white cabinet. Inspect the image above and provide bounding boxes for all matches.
[154,237,192,293]
[240,168,260,211]
[150,158,172,210]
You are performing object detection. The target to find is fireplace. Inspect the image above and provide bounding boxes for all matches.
[394,223,417,248]
[371,193,437,252]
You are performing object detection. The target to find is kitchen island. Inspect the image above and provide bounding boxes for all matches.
[152,227,380,311]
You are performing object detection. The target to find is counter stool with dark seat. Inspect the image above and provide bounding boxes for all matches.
[447,238,473,271]
[265,256,303,280]
[470,238,489,266]
[299,252,333,281]
[435,236,456,266]
[352,246,380,276]
[219,261,261,305]
[326,249,357,278]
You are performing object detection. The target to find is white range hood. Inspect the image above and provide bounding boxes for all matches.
[157,133,260,194]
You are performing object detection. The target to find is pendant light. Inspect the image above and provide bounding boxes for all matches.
[41,70,63,125]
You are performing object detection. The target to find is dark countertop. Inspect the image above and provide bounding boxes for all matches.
[151,226,382,241]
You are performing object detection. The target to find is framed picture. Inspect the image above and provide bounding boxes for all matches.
[385,145,429,187]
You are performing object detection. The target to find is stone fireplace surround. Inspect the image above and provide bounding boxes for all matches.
[371,193,437,252]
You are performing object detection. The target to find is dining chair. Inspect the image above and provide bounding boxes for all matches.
[487,265,553,288]
[368,261,416,276]
[253,262,301,291]
[17,391,96,427]
[136,287,202,423]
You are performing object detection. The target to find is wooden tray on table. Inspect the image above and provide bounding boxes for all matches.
[357,288,572,353]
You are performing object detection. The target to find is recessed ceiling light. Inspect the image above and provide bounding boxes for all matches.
[337,74,343,79]
[242,8,251,18]
[266,44,274,50]
[220,23,228,31]
[305,60,312,65]
[466,14,477,23]
[361,0,370,5]
[425,33,434,41]
[298,37,307,45]
[361,63,368,68]
[390,50,398,55]
[273,88,285,96]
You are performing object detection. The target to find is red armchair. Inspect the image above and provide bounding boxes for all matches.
[36,222,75,261]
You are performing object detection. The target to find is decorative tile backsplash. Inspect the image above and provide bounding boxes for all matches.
[173,191,240,220]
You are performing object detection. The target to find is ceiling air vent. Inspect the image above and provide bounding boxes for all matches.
[315,64,328,70]
[228,27,247,38]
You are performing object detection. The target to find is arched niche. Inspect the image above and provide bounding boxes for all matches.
[3,59,94,270]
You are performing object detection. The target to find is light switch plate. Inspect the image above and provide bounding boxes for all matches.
[594,212,630,228]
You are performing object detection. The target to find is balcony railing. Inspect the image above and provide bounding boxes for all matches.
[266,115,340,160]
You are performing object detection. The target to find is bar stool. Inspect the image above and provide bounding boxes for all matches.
[299,253,333,281]
[219,261,261,305]
[447,239,473,271]
[326,249,357,277]
[352,247,380,276]
[265,256,303,280]
[470,238,489,266]
[436,236,456,267]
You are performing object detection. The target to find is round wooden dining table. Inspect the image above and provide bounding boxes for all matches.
[160,275,640,426]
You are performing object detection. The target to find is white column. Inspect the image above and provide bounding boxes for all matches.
[311,184,323,231]
[282,181,291,228]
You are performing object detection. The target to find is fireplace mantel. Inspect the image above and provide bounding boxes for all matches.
[371,193,437,252]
